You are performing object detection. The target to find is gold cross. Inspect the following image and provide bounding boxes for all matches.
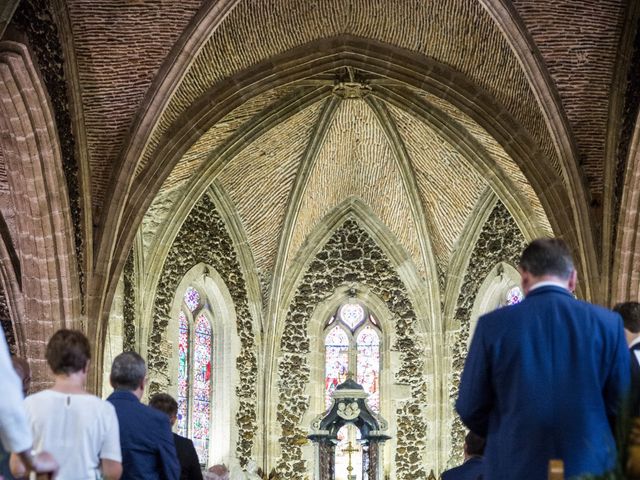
[342,440,359,474]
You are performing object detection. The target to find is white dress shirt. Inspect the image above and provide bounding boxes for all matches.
[0,329,32,452]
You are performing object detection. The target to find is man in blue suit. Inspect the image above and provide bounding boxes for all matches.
[107,352,180,480]
[456,238,630,480]
[441,431,485,480]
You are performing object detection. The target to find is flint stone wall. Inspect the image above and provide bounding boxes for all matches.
[275,219,428,479]
[447,201,526,466]
[149,193,258,464]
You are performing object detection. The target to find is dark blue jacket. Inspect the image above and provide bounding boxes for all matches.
[441,457,483,480]
[107,390,180,480]
[456,286,630,480]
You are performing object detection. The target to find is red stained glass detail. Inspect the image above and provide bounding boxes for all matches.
[325,326,349,410]
[357,326,380,413]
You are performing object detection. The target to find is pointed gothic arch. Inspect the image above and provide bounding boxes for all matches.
[165,262,241,467]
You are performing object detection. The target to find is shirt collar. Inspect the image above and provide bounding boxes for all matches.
[529,280,569,292]
[629,336,640,349]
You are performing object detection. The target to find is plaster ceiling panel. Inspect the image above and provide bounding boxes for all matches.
[142,0,560,183]
[513,0,625,202]
[217,100,326,282]
[66,0,203,214]
[384,103,487,270]
[288,99,424,276]
[414,90,553,236]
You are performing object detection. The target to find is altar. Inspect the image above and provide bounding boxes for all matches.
[308,377,391,480]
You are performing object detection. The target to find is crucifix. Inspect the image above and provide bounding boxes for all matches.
[342,440,359,480]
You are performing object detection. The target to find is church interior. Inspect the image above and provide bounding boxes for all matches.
[0,0,638,478]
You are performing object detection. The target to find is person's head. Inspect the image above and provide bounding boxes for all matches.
[45,329,91,376]
[11,357,31,395]
[613,301,640,345]
[518,238,576,294]
[149,393,178,426]
[464,430,485,459]
[110,351,146,397]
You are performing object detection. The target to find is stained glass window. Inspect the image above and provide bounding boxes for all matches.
[340,303,365,330]
[184,287,201,312]
[325,326,349,410]
[506,286,524,306]
[356,326,380,413]
[176,286,213,466]
[192,314,212,465]
[177,311,189,437]
[324,304,382,414]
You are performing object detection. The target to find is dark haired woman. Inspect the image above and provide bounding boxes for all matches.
[12,329,122,480]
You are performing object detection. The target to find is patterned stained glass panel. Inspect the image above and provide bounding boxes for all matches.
[506,286,524,306]
[340,303,365,330]
[357,326,380,413]
[177,311,189,437]
[325,326,349,410]
[192,313,212,465]
[184,286,201,312]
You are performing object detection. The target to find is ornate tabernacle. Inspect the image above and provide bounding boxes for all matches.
[309,377,391,480]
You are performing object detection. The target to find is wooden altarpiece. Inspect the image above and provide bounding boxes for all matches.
[308,378,390,480]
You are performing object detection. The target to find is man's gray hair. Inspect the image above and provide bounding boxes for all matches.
[110,351,146,390]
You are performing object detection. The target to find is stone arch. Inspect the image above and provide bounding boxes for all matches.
[445,200,526,468]
[271,204,432,479]
[94,36,587,370]
[0,41,79,387]
[147,191,259,466]
[164,262,241,467]
[303,285,401,479]
[612,111,640,303]
[468,262,521,344]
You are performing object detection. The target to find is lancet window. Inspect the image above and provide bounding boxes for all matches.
[324,302,381,412]
[177,286,213,465]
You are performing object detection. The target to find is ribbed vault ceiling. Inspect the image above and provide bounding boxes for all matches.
[142,71,554,300]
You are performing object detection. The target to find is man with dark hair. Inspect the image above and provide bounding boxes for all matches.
[456,238,630,479]
[441,431,485,480]
[149,393,203,480]
[107,352,180,480]
[613,301,640,415]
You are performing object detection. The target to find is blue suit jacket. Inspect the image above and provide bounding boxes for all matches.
[107,390,180,480]
[441,457,483,480]
[456,286,630,480]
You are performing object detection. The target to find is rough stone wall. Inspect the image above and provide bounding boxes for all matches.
[122,249,136,352]
[150,194,257,465]
[11,0,84,306]
[275,219,428,479]
[447,201,526,466]
[0,285,16,354]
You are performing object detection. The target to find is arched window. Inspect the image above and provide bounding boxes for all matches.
[324,302,381,411]
[323,301,381,479]
[177,286,213,465]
